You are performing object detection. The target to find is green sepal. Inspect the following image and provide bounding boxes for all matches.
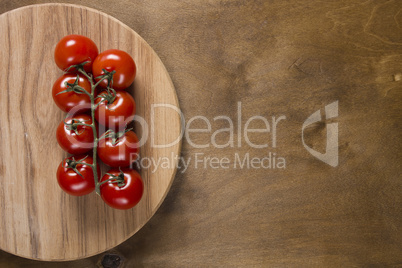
[64,61,90,73]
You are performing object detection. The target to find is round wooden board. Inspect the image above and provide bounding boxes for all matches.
[0,3,181,261]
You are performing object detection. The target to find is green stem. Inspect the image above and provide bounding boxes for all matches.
[76,67,122,195]
[75,85,92,98]
[94,78,105,89]
[78,68,92,81]
[73,123,93,128]
[78,68,101,195]
[73,161,94,168]
[98,176,123,187]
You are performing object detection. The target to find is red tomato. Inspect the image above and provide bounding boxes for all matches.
[92,49,136,90]
[100,168,143,210]
[98,130,140,167]
[54,34,99,73]
[52,73,92,113]
[95,90,136,130]
[57,155,100,196]
[56,114,95,154]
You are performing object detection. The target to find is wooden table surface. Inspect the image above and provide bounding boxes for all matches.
[0,0,401,267]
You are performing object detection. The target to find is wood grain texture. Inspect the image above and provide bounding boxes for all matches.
[0,0,401,267]
[0,3,181,261]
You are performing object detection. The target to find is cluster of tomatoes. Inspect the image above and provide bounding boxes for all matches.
[52,34,143,210]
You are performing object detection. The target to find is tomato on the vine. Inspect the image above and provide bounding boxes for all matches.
[92,49,136,90]
[57,155,100,196]
[53,35,144,205]
[56,114,95,154]
[98,130,140,167]
[95,90,135,130]
[100,168,143,210]
[52,73,92,113]
[54,34,99,73]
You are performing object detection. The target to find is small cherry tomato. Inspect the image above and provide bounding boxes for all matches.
[92,49,136,90]
[52,73,92,113]
[56,114,95,154]
[57,155,100,196]
[98,130,140,167]
[100,168,144,210]
[54,34,99,73]
[95,90,136,130]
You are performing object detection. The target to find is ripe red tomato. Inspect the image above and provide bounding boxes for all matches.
[57,155,100,196]
[95,90,136,130]
[98,130,140,167]
[52,73,92,113]
[92,49,136,90]
[100,168,143,210]
[56,114,95,154]
[54,34,99,73]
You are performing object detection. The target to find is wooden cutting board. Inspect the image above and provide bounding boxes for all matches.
[0,3,181,261]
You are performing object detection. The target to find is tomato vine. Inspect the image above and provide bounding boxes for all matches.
[54,35,143,209]
[59,63,124,195]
